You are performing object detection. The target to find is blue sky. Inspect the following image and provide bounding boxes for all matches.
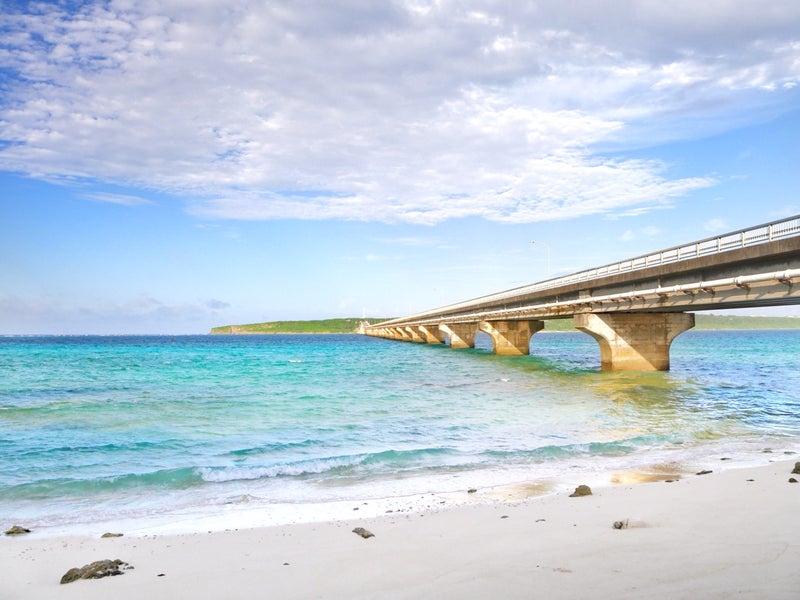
[1,1,799,334]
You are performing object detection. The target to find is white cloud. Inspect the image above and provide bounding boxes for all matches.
[374,236,438,247]
[704,218,729,232]
[83,192,154,206]
[204,299,230,310]
[0,1,798,224]
[618,225,662,243]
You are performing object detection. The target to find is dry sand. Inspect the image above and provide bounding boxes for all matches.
[2,459,799,599]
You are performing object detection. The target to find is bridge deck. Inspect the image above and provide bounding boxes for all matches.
[371,215,800,328]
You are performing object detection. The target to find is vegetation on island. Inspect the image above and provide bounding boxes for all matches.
[692,314,800,330]
[210,318,387,335]
[211,314,799,335]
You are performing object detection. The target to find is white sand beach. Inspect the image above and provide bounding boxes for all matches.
[3,459,799,600]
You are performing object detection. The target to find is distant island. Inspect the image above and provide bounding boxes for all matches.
[210,318,386,334]
[210,314,800,334]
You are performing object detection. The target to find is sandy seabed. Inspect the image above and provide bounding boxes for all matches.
[2,459,799,600]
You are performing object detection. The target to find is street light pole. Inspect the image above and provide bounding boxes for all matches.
[530,240,551,279]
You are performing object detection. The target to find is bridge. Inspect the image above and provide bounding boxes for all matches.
[364,215,800,371]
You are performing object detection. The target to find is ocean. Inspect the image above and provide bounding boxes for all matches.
[2,330,799,535]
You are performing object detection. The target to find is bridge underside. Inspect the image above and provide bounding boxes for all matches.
[369,312,696,371]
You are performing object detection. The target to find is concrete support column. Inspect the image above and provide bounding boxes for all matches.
[418,325,446,344]
[405,326,426,343]
[393,327,411,341]
[439,323,477,349]
[574,312,695,371]
[479,320,544,355]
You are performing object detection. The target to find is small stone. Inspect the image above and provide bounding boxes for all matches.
[569,485,592,497]
[500,515,509,519]
[101,532,123,538]
[791,462,800,475]
[696,470,712,476]
[467,488,477,494]
[612,520,629,530]
[5,525,31,536]
[352,527,374,539]
[60,559,133,584]
[789,478,798,484]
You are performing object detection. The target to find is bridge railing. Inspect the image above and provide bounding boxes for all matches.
[376,213,800,326]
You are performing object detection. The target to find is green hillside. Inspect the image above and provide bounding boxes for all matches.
[692,314,800,329]
[210,318,386,334]
[212,314,800,334]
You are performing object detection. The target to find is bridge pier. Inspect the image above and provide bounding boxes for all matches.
[479,320,544,355]
[393,327,411,341]
[574,312,695,371]
[405,326,426,342]
[418,325,446,344]
[439,323,476,349]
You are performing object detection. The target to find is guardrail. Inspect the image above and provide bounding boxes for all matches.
[375,214,800,326]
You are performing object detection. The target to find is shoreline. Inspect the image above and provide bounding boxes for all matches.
[6,439,799,541]
[4,458,798,599]
[9,441,797,540]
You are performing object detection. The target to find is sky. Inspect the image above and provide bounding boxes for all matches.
[1,0,799,334]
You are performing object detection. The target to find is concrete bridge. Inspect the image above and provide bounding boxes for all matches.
[364,215,800,371]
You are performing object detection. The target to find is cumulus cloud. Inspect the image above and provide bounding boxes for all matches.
[1,1,798,224]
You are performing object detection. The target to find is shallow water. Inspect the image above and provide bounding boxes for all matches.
[1,331,798,533]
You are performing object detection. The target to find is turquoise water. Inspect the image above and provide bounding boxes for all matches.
[1,331,799,533]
